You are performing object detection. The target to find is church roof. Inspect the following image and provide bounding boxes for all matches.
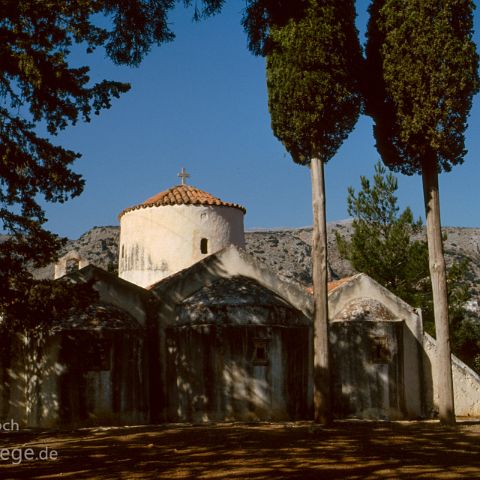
[304,276,356,295]
[176,276,309,326]
[182,276,295,309]
[51,302,142,332]
[119,184,246,218]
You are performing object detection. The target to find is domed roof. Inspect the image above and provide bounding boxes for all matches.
[119,184,246,218]
[176,277,310,326]
[333,298,397,322]
[51,302,141,332]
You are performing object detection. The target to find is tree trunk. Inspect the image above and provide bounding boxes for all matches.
[421,159,455,425]
[310,157,331,424]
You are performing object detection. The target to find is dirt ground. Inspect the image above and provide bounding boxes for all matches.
[1,420,479,479]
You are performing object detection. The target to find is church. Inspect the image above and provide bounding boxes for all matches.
[1,171,479,427]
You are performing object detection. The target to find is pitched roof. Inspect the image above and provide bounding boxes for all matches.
[177,276,310,327]
[304,276,356,296]
[119,184,246,218]
[328,276,355,293]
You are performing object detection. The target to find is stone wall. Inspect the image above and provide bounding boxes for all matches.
[165,324,311,422]
[423,333,480,417]
[330,320,405,420]
[0,333,28,425]
[328,274,424,418]
[0,329,149,428]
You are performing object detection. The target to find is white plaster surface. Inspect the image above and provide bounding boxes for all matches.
[54,251,89,279]
[328,274,424,418]
[423,332,480,417]
[119,204,245,287]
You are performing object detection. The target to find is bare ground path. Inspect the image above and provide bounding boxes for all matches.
[1,420,479,479]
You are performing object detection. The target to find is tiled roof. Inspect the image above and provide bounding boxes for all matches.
[119,184,246,218]
[328,277,355,292]
[305,276,356,295]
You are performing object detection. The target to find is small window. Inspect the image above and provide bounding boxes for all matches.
[87,339,111,371]
[200,238,208,254]
[371,336,390,364]
[252,339,270,366]
[121,244,125,259]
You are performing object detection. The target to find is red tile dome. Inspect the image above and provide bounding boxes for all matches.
[119,184,246,218]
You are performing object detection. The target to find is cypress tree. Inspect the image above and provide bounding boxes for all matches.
[265,0,362,423]
[365,0,479,424]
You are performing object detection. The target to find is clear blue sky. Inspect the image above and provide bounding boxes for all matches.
[42,0,480,239]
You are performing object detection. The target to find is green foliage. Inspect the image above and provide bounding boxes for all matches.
[365,0,479,175]
[336,161,430,307]
[0,0,224,329]
[443,258,479,373]
[241,0,309,55]
[107,262,119,275]
[474,354,480,373]
[337,162,480,372]
[1,276,99,334]
[265,0,362,165]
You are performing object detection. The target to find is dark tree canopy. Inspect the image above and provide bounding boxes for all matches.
[265,0,362,165]
[0,0,224,327]
[365,0,479,175]
[241,0,309,55]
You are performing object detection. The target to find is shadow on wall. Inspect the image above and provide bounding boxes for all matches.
[0,323,149,428]
[421,342,435,418]
[330,320,406,420]
[0,330,64,427]
[58,330,147,427]
[165,323,311,423]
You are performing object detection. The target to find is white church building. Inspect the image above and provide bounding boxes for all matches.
[1,172,479,427]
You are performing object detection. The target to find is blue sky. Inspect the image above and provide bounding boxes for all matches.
[42,0,480,239]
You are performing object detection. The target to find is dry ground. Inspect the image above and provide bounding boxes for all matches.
[1,420,479,479]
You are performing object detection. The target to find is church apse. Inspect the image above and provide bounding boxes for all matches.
[164,277,311,422]
[118,181,245,288]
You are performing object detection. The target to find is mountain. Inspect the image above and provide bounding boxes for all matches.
[32,221,480,308]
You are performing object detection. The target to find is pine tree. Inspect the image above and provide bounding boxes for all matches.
[338,161,479,375]
[365,0,479,424]
[336,161,430,308]
[264,0,362,423]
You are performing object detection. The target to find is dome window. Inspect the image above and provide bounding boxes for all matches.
[200,238,208,254]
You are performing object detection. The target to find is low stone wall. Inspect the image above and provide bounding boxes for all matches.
[423,333,480,417]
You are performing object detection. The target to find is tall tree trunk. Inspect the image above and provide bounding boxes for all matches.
[421,159,455,425]
[310,157,331,424]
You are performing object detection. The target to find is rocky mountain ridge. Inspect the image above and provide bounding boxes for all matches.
[32,221,480,306]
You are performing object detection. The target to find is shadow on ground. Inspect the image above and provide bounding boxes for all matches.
[1,420,479,479]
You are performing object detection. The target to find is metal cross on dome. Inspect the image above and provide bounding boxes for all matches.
[178,167,190,185]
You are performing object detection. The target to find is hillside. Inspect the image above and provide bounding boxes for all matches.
[32,221,480,306]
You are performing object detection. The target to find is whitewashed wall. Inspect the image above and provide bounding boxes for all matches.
[423,333,480,417]
[119,204,245,287]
